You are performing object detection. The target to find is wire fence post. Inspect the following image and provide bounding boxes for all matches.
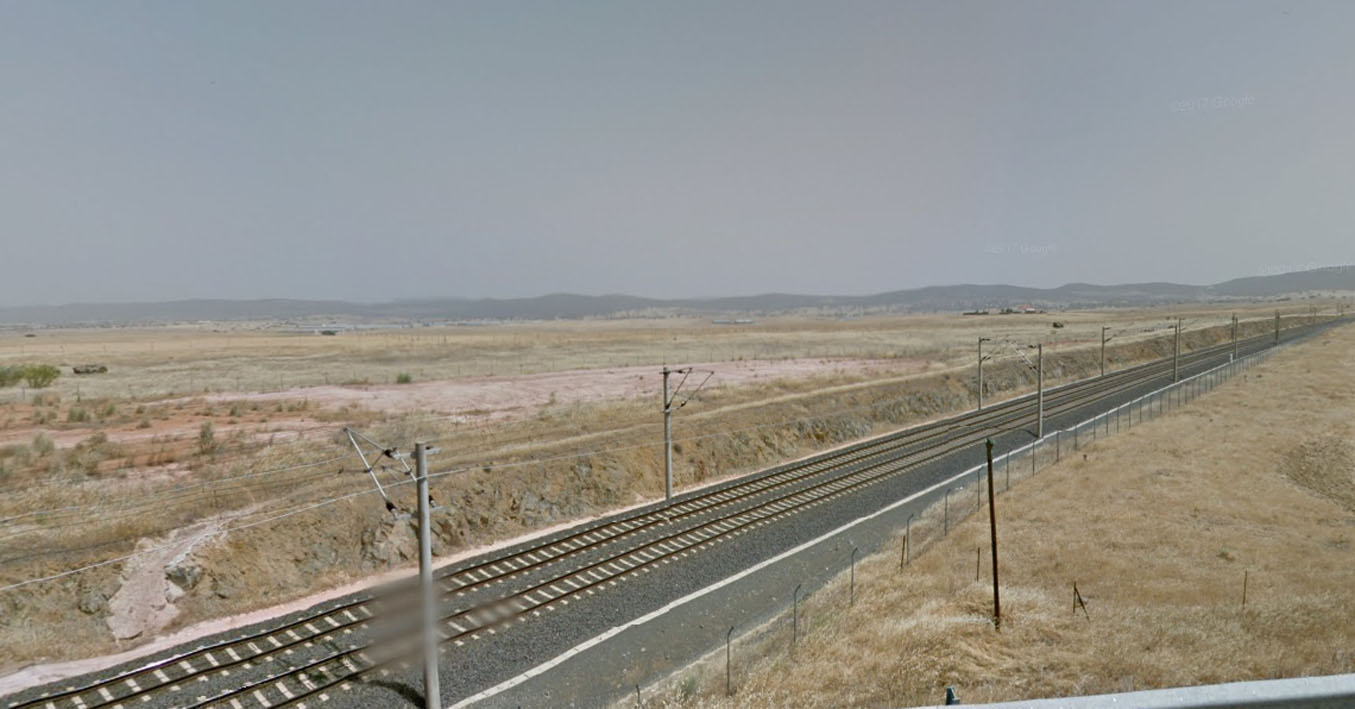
[850,547,858,606]
[792,584,802,653]
[944,488,951,535]
[903,513,915,567]
[726,625,735,696]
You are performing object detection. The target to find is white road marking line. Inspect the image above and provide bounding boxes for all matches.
[450,431,1048,708]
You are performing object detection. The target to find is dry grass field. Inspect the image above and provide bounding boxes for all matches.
[651,320,1355,707]
[0,302,1334,677]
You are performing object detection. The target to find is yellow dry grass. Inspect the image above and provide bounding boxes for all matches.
[657,324,1355,707]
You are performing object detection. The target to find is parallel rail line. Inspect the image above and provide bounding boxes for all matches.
[9,321,1332,709]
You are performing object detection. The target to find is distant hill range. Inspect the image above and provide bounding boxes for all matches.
[3,267,1353,326]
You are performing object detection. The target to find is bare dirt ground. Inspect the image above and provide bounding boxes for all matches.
[192,357,922,422]
[0,357,912,459]
[104,513,232,641]
[652,323,1355,708]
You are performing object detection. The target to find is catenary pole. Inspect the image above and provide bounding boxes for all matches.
[416,443,441,709]
[978,337,991,410]
[1036,344,1044,438]
[1232,314,1238,359]
[663,367,673,503]
[1100,326,1109,377]
[1173,318,1181,382]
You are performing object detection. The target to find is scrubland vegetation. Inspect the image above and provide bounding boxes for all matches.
[0,305,1334,675]
[0,364,60,389]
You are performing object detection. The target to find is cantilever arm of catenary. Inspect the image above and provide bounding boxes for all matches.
[344,427,413,513]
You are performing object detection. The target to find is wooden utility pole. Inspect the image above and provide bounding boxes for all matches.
[985,439,1001,628]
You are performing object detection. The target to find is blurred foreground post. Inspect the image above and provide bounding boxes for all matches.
[416,443,442,709]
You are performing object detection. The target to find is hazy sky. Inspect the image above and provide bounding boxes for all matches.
[3,1,1354,305]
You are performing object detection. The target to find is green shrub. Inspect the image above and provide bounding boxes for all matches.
[395,373,413,384]
[0,366,22,388]
[21,364,60,389]
[67,407,90,423]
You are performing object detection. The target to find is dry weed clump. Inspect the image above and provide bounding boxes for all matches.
[650,325,1355,708]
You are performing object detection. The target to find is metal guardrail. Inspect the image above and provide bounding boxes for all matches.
[957,671,1355,708]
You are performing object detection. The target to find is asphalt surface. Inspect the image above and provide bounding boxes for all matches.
[4,320,1341,709]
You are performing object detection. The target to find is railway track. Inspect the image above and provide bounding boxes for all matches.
[8,320,1336,709]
